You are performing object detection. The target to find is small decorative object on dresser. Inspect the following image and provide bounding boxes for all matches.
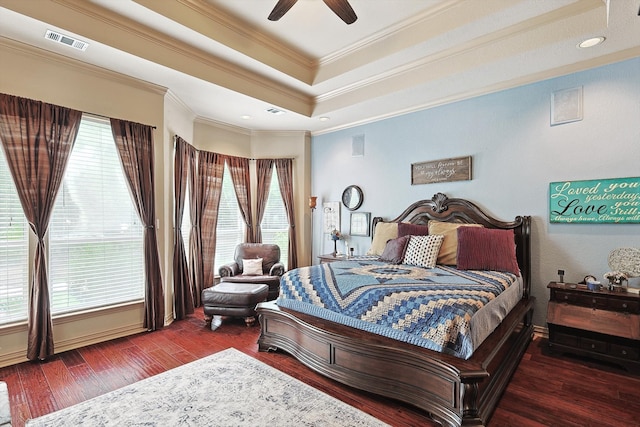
[604,271,628,291]
[547,281,640,372]
[330,229,342,256]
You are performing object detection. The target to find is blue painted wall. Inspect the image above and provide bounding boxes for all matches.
[312,57,640,327]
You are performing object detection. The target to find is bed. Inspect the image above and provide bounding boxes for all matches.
[257,193,534,427]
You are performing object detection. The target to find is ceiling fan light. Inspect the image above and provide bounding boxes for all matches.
[577,36,605,48]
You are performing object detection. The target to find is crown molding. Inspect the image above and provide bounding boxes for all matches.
[6,0,314,116]
[135,0,315,84]
[314,0,604,113]
[315,0,473,83]
[195,116,253,136]
[250,130,310,138]
[312,47,640,136]
[165,89,196,120]
[0,36,167,96]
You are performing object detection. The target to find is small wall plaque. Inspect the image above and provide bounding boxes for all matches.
[411,156,471,185]
[551,87,583,126]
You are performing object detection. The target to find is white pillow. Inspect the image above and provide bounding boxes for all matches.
[402,235,445,269]
[242,258,263,275]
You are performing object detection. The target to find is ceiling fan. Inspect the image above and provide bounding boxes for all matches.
[268,0,358,24]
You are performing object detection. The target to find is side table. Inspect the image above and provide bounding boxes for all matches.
[546,281,640,372]
[318,253,348,263]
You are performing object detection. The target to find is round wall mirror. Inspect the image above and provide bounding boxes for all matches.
[341,185,363,211]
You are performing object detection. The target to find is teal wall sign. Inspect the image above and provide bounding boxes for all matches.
[549,177,640,223]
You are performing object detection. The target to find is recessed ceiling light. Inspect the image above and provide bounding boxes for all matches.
[319,117,330,121]
[241,115,251,120]
[577,36,605,49]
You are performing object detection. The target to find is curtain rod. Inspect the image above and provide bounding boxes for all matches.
[84,111,157,129]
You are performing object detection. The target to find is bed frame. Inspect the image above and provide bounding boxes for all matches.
[257,193,534,427]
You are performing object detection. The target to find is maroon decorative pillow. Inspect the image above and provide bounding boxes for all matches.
[378,235,410,264]
[456,227,520,276]
[397,222,429,237]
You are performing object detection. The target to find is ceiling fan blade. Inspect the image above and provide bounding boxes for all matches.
[268,0,298,21]
[323,0,358,24]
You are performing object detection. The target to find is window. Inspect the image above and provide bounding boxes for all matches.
[0,146,29,324]
[49,116,144,315]
[214,165,245,274]
[261,168,289,266]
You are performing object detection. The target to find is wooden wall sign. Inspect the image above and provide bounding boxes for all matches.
[411,156,471,185]
[549,177,640,223]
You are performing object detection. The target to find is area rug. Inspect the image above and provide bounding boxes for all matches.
[26,348,388,426]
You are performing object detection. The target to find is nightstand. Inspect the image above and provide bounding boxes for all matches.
[546,281,640,372]
[318,253,348,263]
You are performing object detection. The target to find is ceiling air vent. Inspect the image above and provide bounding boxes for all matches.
[44,30,89,51]
[266,107,285,115]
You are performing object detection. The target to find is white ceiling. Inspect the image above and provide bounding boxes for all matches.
[1,0,639,134]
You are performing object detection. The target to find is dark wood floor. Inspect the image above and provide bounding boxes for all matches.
[1,308,639,427]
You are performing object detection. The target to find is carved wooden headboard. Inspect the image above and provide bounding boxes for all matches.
[372,193,532,298]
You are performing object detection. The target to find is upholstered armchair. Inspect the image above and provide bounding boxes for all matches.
[218,243,284,300]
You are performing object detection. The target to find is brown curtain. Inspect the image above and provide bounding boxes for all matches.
[255,159,274,243]
[172,136,194,319]
[275,158,298,270]
[194,151,225,302]
[0,93,81,360]
[226,156,254,242]
[110,119,164,331]
[187,146,202,306]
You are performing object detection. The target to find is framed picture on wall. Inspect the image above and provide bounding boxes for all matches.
[322,201,340,234]
[551,86,583,126]
[350,212,370,236]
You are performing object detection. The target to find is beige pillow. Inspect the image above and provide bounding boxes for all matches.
[427,220,483,265]
[242,258,263,275]
[366,222,399,256]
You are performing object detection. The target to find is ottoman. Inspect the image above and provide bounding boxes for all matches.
[202,282,269,330]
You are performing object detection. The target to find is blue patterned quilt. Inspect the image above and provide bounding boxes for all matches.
[277,257,518,359]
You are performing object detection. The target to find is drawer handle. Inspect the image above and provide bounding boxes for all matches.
[564,295,569,300]
[621,350,627,355]
[592,298,596,304]
[622,303,628,309]
[591,344,596,349]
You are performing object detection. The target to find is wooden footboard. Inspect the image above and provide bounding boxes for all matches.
[257,297,534,427]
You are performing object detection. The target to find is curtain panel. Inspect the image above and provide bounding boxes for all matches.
[195,151,225,302]
[275,158,298,270]
[226,156,254,242]
[110,119,164,331]
[187,145,201,306]
[255,159,274,243]
[172,136,194,319]
[0,93,82,360]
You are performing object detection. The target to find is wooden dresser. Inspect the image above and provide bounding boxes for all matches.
[546,282,640,372]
